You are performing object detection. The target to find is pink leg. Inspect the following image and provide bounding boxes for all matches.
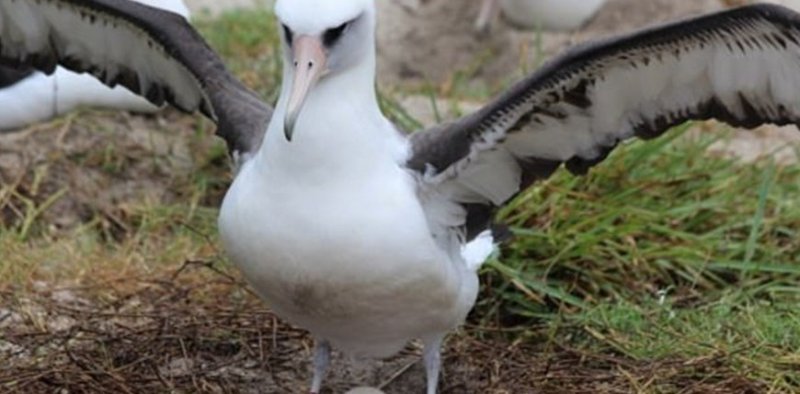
[475,0,502,34]
[310,340,331,393]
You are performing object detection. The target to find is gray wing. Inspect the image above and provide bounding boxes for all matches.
[0,0,272,161]
[408,4,800,241]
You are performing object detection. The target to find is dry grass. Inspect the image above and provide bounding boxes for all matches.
[0,262,767,394]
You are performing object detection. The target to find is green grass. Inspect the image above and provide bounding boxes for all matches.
[2,8,800,392]
[488,125,800,308]
[571,299,800,391]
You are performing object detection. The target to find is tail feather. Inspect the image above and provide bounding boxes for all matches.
[460,230,496,271]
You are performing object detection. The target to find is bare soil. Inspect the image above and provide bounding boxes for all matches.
[0,263,764,394]
[0,111,224,234]
[375,0,724,88]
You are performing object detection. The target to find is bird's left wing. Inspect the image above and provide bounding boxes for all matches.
[408,4,800,241]
[0,0,273,161]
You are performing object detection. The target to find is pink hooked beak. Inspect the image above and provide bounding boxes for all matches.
[284,35,328,141]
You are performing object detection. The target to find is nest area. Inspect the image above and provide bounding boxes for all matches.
[0,262,762,394]
[0,109,776,393]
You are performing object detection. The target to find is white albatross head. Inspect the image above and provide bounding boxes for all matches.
[274,0,376,141]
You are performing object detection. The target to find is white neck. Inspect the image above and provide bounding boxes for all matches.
[255,38,406,183]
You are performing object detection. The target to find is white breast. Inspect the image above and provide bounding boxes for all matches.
[217,95,479,356]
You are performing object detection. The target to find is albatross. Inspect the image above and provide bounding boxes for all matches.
[3,0,800,392]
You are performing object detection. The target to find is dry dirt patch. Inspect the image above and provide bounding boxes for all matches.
[0,263,763,394]
[376,0,724,88]
[0,110,226,235]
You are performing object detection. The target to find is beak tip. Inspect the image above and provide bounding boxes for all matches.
[283,122,294,142]
[284,35,327,143]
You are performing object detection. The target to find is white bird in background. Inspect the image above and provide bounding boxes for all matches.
[0,0,189,131]
[476,0,607,33]
[726,0,800,11]
[3,1,800,393]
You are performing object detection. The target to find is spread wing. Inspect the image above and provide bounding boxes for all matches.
[0,0,273,161]
[408,4,800,240]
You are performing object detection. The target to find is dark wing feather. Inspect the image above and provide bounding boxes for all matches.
[0,65,34,88]
[0,0,272,160]
[408,4,800,240]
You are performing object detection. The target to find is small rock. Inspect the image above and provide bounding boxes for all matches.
[51,289,78,304]
[47,315,77,332]
[160,357,196,377]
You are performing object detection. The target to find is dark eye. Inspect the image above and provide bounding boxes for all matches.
[282,24,293,44]
[323,22,348,47]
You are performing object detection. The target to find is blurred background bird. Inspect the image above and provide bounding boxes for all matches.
[721,0,800,9]
[475,0,608,33]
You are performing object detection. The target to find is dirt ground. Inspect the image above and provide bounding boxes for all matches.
[2,1,799,393]
[0,263,764,394]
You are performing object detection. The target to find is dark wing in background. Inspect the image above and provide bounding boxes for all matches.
[0,65,34,88]
[408,4,800,240]
[0,0,272,160]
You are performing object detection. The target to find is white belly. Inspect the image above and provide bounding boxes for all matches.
[218,159,478,357]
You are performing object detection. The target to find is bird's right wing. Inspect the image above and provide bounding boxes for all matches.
[408,4,800,241]
[0,0,273,161]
